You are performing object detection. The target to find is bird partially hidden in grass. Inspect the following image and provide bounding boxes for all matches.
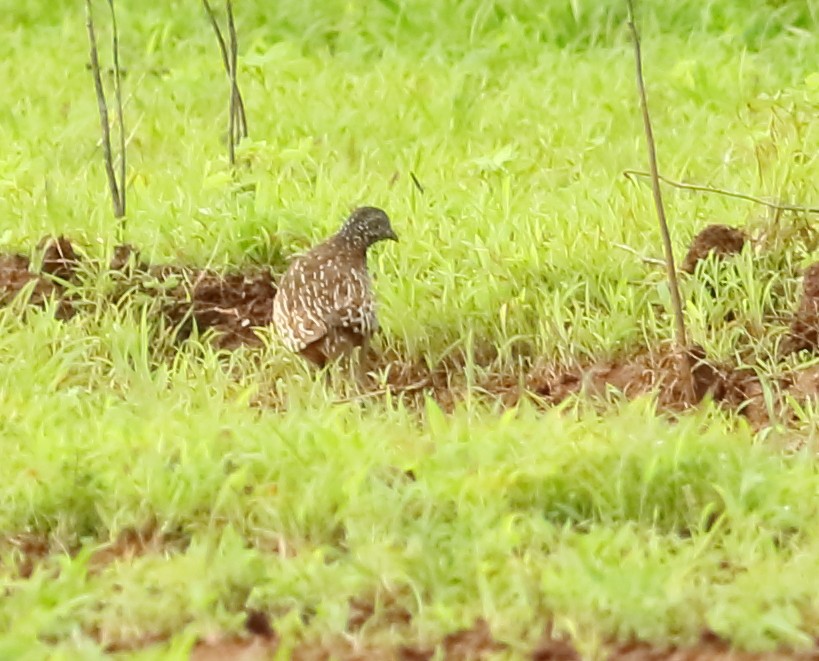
[273,206,398,369]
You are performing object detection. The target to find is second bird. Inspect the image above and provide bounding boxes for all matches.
[273,206,398,368]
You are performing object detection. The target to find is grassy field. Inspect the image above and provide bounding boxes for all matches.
[2,0,819,658]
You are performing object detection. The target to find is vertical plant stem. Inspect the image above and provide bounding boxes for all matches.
[85,0,122,217]
[223,0,235,164]
[226,0,243,145]
[625,0,694,398]
[224,0,247,138]
[107,0,126,221]
[203,0,247,164]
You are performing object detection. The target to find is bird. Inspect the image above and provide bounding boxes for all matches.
[272,206,398,368]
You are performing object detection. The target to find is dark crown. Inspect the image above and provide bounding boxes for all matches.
[337,207,398,249]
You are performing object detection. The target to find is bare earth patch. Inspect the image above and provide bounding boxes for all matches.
[781,262,819,356]
[0,237,277,349]
[1,234,818,427]
[681,224,746,274]
[0,523,189,580]
[189,622,819,660]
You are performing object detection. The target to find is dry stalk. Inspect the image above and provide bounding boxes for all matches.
[85,0,125,219]
[202,0,248,165]
[107,0,126,218]
[625,0,695,401]
[623,169,819,215]
[226,0,237,164]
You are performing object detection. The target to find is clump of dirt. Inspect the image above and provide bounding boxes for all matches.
[0,253,57,307]
[526,345,740,413]
[2,532,51,579]
[161,267,276,349]
[610,631,819,660]
[244,609,276,640]
[440,619,507,659]
[789,365,819,400]
[109,243,149,273]
[89,524,188,571]
[0,237,80,319]
[781,262,819,355]
[191,637,276,661]
[681,224,746,274]
[347,591,413,632]
[0,236,278,350]
[1,523,190,581]
[532,628,580,660]
[191,623,817,661]
[347,345,773,425]
[38,235,80,281]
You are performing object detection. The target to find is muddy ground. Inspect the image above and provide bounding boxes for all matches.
[0,237,277,349]
[7,521,819,659]
[3,230,819,655]
[2,229,819,428]
[190,619,819,661]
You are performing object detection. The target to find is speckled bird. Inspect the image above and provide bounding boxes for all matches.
[272,206,398,367]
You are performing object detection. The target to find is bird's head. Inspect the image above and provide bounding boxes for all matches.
[337,206,398,249]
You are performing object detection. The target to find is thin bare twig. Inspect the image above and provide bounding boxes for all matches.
[226,0,237,163]
[225,1,246,139]
[202,0,248,165]
[626,0,694,399]
[85,0,123,217]
[612,242,666,267]
[623,169,819,215]
[202,0,230,68]
[107,0,126,221]
[410,171,425,194]
[202,0,247,137]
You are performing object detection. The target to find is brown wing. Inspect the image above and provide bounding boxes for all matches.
[272,239,376,354]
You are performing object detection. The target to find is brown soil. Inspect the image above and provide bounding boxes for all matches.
[187,622,819,661]
[1,235,818,427]
[440,619,507,659]
[681,224,746,274]
[347,591,413,632]
[781,262,819,355]
[0,237,277,349]
[88,524,188,571]
[158,266,277,349]
[0,253,61,307]
[38,235,80,281]
[354,345,771,427]
[609,633,819,660]
[0,523,189,580]
[528,345,773,424]
[2,532,51,579]
[191,636,277,661]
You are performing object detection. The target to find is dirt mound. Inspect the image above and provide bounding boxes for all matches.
[109,243,147,272]
[781,262,819,355]
[349,345,768,425]
[681,224,746,274]
[527,346,749,412]
[0,234,817,428]
[38,235,80,280]
[0,237,277,349]
[190,623,819,661]
[0,239,77,319]
[0,253,56,305]
[160,267,276,349]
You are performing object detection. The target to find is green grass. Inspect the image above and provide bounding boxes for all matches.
[1,0,819,657]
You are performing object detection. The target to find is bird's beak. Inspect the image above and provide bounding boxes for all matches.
[388,229,399,242]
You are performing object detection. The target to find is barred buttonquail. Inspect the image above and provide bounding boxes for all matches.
[273,206,398,367]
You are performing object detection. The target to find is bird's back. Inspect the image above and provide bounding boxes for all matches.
[273,236,376,356]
